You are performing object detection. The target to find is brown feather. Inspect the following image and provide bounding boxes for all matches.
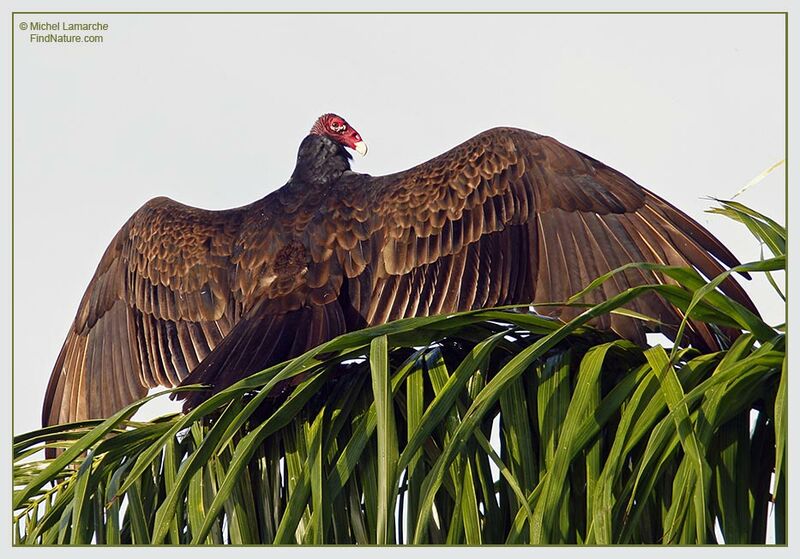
[44,125,758,427]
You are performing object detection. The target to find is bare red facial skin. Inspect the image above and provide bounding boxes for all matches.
[310,113,364,150]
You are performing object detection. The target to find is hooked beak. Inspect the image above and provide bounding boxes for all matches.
[353,140,368,156]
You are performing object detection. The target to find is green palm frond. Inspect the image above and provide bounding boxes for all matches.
[13,200,786,545]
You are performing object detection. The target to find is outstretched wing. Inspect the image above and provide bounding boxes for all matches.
[42,197,244,427]
[325,127,755,347]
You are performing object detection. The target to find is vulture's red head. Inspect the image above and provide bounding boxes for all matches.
[310,113,367,156]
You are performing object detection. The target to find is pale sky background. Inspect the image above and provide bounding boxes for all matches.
[10,12,786,435]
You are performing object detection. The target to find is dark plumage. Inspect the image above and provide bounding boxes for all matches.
[42,114,757,427]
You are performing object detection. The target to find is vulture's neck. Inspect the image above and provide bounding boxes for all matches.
[290,134,352,186]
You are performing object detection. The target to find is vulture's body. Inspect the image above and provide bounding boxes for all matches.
[43,117,756,427]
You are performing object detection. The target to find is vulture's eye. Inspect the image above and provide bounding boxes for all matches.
[330,122,346,133]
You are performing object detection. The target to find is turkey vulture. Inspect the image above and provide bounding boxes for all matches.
[42,113,756,427]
